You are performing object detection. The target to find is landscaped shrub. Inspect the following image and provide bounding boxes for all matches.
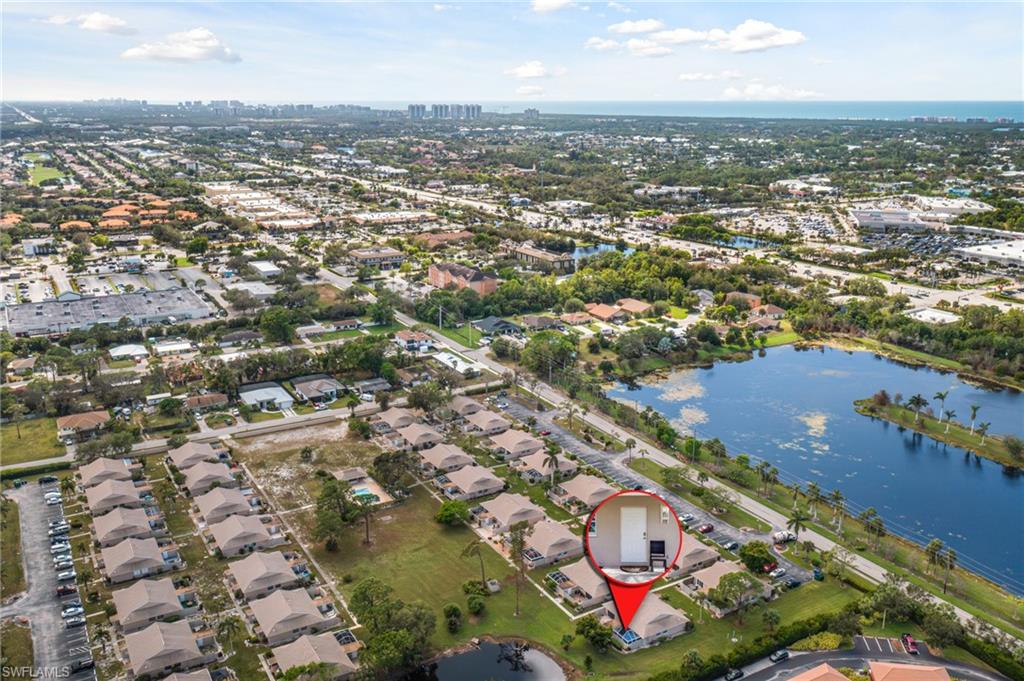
[466,595,485,616]
[461,580,487,597]
[790,631,845,651]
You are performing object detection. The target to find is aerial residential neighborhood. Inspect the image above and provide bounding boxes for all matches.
[1,2,1023,681]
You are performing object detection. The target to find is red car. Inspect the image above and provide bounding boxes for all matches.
[762,562,778,573]
[901,633,919,654]
[539,430,551,436]
[697,523,714,533]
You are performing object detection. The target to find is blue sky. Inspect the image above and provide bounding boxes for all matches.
[3,2,1021,102]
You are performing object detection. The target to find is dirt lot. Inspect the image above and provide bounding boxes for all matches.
[230,423,383,510]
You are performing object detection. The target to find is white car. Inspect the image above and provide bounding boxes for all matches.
[46,497,63,506]
[56,569,77,582]
[769,567,787,580]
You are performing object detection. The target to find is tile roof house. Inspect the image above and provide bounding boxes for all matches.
[439,465,505,501]
[449,395,483,418]
[868,662,951,681]
[373,407,416,433]
[183,461,237,496]
[249,587,340,646]
[560,311,594,325]
[112,577,198,633]
[584,303,627,323]
[101,537,182,584]
[463,410,511,436]
[602,596,691,650]
[749,304,786,319]
[195,487,257,525]
[57,409,110,441]
[228,551,304,600]
[271,632,359,680]
[522,520,583,568]
[513,452,578,484]
[183,392,229,411]
[616,298,653,316]
[428,262,498,297]
[789,664,850,681]
[164,669,214,681]
[292,374,346,402]
[394,423,443,451]
[520,314,560,331]
[549,474,616,511]
[93,507,165,547]
[677,544,720,575]
[79,457,134,488]
[418,443,475,475]
[550,558,610,610]
[487,429,544,460]
[476,493,545,534]
[679,561,770,618]
[725,291,762,310]
[125,621,214,678]
[210,515,284,557]
[168,441,221,470]
[86,479,148,515]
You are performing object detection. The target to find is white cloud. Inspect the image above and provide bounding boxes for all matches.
[531,0,574,13]
[504,60,564,79]
[584,36,620,51]
[809,56,833,65]
[517,85,545,96]
[679,70,743,81]
[705,19,806,53]
[77,12,135,35]
[433,3,455,10]
[607,18,664,34]
[649,28,707,45]
[41,12,135,34]
[721,82,820,100]
[121,27,241,63]
[625,38,672,58]
[607,1,632,13]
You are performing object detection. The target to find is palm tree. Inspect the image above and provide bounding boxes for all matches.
[93,625,111,654]
[565,404,578,430]
[624,438,636,464]
[806,482,822,521]
[755,461,771,496]
[829,488,845,528]
[60,476,76,496]
[355,495,375,545]
[346,393,360,416]
[933,391,949,419]
[925,538,944,575]
[697,471,709,487]
[7,403,26,439]
[374,390,391,411]
[944,410,956,433]
[217,616,242,655]
[791,483,802,510]
[977,422,991,445]
[762,608,781,633]
[942,548,958,594]
[544,449,561,486]
[969,404,980,434]
[907,394,927,422]
[787,509,810,542]
[461,539,487,586]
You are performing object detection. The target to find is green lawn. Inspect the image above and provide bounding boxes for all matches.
[105,358,137,369]
[0,417,65,465]
[667,306,691,319]
[244,410,284,423]
[0,620,33,669]
[425,322,481,349]
[29,165,64,186]
[628,459,772,532]
[317,329,364,342]
[499,468,576,522]
[763,321,801,348]
[364,321,406,336]
[1,498,25,599]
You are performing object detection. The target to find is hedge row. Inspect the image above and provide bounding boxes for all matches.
[960,636,1024,680]
[1,460,72,481]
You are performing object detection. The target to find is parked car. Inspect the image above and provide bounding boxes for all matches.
[762,562,778,573]
[64,615,87,628]
[63,598,83,608]
[719,540,740,551]
[56,569,77,582]
[539,430,551,436]
[813,567,824,581]
[784,577,802,589]
[724,669,744,680]
[769,650,789,663]
[46,497,62,506]
[697,523,714,534]
[48,519,68,529]
[50,543,71,555]
[38,476,59,485]
[69,659,94,673]
[54,560,74,571]
[769,567,787,580]
[48,526,70,537]
[678,513,695,525]
[56,584,77,597]
[901,633,919,654]
[61,605,85,618]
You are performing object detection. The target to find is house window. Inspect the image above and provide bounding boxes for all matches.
[588,516,597,537]
[661,507,670,524]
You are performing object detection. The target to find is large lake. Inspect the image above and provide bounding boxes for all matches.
[407,642,566,681]
[607,345,1024,594]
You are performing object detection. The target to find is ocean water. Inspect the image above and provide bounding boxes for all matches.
[356,100,1023,122]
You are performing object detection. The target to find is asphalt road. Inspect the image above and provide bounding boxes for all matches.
[0,485,95,679]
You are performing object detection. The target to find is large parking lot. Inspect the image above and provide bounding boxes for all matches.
[0,483,96,680]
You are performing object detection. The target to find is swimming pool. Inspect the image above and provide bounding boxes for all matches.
[352,487,379,502]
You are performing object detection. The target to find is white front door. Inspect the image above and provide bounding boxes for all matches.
[620,506,647,564]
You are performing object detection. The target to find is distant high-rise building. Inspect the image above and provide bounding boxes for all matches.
[465,104,482,119]
[431,103,450,119]
[524,108,540,120]
[408,104,426,119]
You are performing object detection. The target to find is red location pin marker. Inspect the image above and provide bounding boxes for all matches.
[583,490,683,630]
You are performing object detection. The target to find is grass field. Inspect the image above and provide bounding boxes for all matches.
[0,619,33,669]
[316,329,364,342]
[855,398,1019,468]
[244,410,284,423]
[29,165,64,185]
[763,320,801,348]
[0,498,25,599]
[364,321,406,336]
[425,322,481,349]
[0,417,64,465]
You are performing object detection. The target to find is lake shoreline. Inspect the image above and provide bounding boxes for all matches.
[426,635,580,681]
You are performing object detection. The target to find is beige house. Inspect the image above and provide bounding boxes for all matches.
[514,452,577,484]
[678,560,770,618]
[549,474,616,511]
[868,661,951,681]
[101,537,182,584]
[57,409,110,442]
[488,429,544,460]
[394,423,443,451]
[183,461,236,496]
[112,578,198,633]
[168,441,221,470]
[522,520,583,568]
[463,410,511,436]
[194,487,256,525]
[372,407,415,433]
[272,632,359,680]
[86,479,148,515]
[677,544,720,575]
[476,493,545,534]
[601,597,691,650]
[124,620,215,678]
[227,551,304,600]
[210,515,284,557]
[79,456,133,488]
[790,664,850,681]
[249,587,340,646]
[418,443,474,475]
[93,507,164,547]
[164,671,213,681]
[550,557,610,610]
[439,465,505,501]
[449,395,483,418]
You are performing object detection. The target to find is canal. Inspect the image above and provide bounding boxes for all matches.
[607,345,1024,594]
